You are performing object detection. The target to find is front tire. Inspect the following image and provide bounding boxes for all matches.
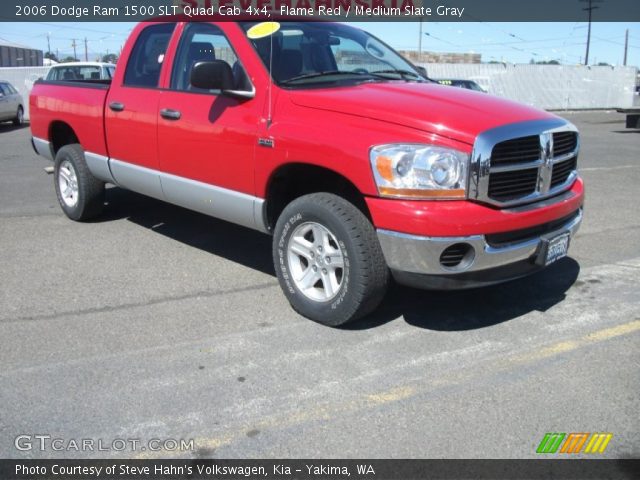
[54,144,105,221]
[13,106,23,126]
[273,193,389,326]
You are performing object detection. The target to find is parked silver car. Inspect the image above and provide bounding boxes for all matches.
[0,81,24,126]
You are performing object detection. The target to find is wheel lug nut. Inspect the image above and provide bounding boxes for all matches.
[318,246,323,252]
[310,252,314,258]
[312,265,318,272]
[322,268,327,274]
[325,256,331,263]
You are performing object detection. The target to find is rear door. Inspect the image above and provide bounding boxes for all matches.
[104,22,176,199]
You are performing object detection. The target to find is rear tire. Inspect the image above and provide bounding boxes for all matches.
[13,106,23,126]
[273,193,389,326]
[54,144,105,221]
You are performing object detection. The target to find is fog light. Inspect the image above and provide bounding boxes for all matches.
[439,243,475,270]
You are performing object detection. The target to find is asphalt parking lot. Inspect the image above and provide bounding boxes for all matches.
[0,111,638,459]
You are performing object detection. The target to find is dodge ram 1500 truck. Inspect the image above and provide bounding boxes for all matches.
[30,20,584,326]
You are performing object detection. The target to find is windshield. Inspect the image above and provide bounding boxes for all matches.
[240,22,423,87]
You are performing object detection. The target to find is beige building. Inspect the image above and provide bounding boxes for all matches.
[400,50,482,64]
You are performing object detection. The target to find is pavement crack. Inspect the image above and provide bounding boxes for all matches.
[1,281,278,324]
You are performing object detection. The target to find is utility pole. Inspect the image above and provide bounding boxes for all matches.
[71,39,77,61]
[418,19,423,61]
[580,0,602,66]
[623,28,629,66]
[84,37,88,61]
[46,33,51,56]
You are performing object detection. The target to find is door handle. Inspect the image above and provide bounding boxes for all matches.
[160,109,181,121]
[109,102,125,112]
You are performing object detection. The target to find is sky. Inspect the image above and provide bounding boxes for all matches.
[0,21,638,67]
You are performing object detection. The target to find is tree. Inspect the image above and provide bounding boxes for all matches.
[44,52,59,63]
[61,56,78,63]
[101,53,118,64]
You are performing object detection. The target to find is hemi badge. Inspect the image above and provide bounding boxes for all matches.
[258,138,275,148]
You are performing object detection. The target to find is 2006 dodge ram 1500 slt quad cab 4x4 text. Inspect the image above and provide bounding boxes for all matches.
[30,20,584,326]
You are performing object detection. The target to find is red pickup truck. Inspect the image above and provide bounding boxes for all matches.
[30,20,584,326]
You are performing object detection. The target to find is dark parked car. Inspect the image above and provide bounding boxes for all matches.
[436,79,486,93]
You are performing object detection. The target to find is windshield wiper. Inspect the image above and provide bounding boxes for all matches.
[280,70,374,85]
[369,69,423,81]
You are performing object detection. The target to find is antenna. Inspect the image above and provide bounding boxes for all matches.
[246,22,281,130]
[268,28,273,128]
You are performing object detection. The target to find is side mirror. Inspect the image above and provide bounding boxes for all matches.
[415,65,428,79]
[190,60,234,91]
[189,60,255,99]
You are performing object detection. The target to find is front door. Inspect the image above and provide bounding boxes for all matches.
[157,23,260,228]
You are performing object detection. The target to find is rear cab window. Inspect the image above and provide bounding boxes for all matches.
[124,23,176,88]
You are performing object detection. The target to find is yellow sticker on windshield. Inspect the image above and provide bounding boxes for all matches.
[247,22,281,40]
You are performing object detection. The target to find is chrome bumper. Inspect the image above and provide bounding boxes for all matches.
[377,209,582,286]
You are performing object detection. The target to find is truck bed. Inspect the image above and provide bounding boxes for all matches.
[29,79,110,158]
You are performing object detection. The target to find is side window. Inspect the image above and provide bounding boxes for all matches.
[124,23,176,88]
[8,84,18,94]
[0,84,8,95]
[171,23,247,92]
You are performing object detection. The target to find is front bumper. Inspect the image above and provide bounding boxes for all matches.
[378,208,582,290]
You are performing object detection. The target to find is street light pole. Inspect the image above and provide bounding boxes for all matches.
[418,19,423,61]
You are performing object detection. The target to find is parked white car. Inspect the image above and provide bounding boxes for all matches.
[0,80,24,126]
[45,62,115,81]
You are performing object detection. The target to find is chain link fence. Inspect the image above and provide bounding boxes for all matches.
[1,64,638,120]
[420,63,638,110]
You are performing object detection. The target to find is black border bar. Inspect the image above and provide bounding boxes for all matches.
[2,0,640,22]
[1,459,639,480]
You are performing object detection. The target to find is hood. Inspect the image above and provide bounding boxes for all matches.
[288,82,556,145]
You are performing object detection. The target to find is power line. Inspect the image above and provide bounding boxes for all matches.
[593,35,640,49]
[33,22,129,37]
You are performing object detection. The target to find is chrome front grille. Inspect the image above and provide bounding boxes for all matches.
[490,135,540,165]
[553,131,578,156]
[488,167,539,201]
[470,119,579,207]
[550,156,577,188]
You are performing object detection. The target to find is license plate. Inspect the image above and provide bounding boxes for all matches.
[543,232,571,266]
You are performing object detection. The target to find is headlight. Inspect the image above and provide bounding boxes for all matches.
[370,144,469,199]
